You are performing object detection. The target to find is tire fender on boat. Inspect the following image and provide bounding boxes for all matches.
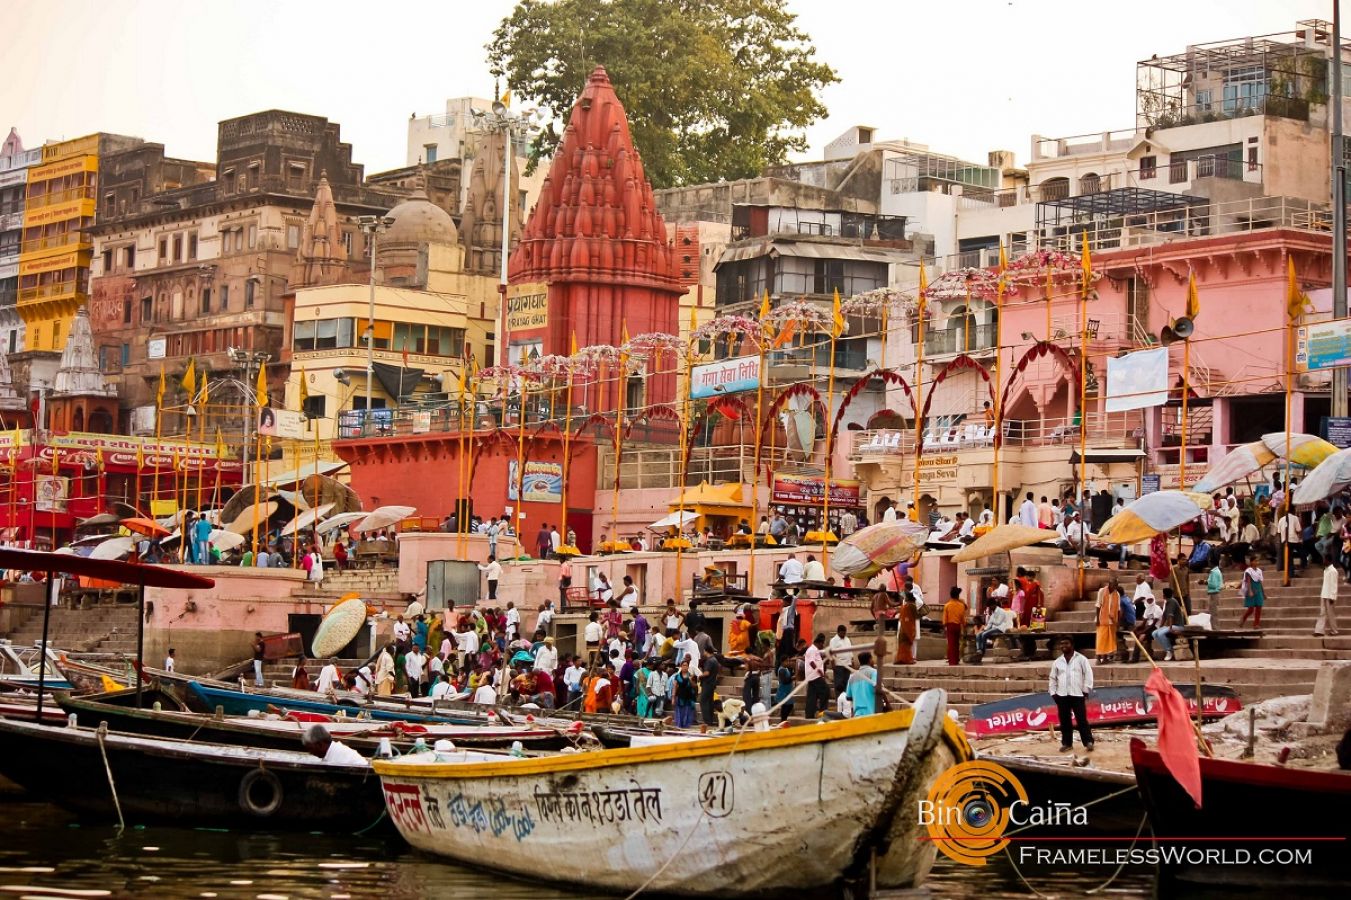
[238,767,284,817]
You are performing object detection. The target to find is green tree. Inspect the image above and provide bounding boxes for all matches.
[487,0,838,188]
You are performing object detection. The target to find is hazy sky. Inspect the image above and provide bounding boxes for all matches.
[0,0,1335,176]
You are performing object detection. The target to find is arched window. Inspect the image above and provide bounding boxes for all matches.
[1079,172,1101,195]
[1040,177,1070,202]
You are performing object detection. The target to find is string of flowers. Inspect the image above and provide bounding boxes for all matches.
[765,299,831,331]
[522,354,574,379]
[622,332,685,359]
[926,268,1005,301]
[570,344,622,367]
[841,287,917,317]
[1005,249,1101,284]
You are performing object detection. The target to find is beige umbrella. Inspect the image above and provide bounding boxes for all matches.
[89,535,136,560]
[316,511,368,535]
[280,503,335,537]
[354,505,416,534]
[209,530,246,552]
[224,501,279,535]
[951,524,1056,563]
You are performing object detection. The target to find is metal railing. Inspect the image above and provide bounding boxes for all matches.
[1031,129,1138,161]
[24,186,95,209]
[850,410,1143,460]
[17,282,81,304]
[924,324,997,355]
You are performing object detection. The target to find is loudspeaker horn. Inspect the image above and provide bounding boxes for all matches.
[1160,325,1179,345]
[1170,316,1195,338]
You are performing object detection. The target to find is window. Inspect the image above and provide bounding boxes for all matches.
[245,279,256,307]
[102,249,113,272]
[1248,146,1258,171]
[315,318,340,349]
[302,395,326,419]
[223,169,235,192]
[1196,89,1212,112]
[187,232,197,259]
[247,225,256,249]
[392,322,419,353]
[103,192,115,217]
[1222,65,1267,114]
[99,346,108,370]
[287,162,306,190]
[51,322,60,349]
[124,245,135,268]
[342,231,354,257]
[234,229,243,252]
[122,300,131,324]
[158,237,168,261]
[141,296,152,322]
[424,144,438,163]
[220,285,229,309]
[121,343,130,366]
[173,234,182,262]
[8,331,15,354]
[286,224,300,249]
[292,320,316,351]
[201,288,211,314]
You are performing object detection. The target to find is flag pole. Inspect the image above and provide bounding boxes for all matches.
[194,389,207,517]
[514,372,530,559]
[560,337,577,553]
[749,292,772,594]
[152,366,166,512]
[456,363,469,559]
[1078,233,1091,599]
[1283,256,1298,587]
[817,289,845,567]
[993,244,1007,524]
[912,262,928,521]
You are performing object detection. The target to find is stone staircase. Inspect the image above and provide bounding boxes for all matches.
[290,568,405,606]
[5,604,142,657]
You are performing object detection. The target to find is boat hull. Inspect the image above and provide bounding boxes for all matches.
[375,690,967,897]
[1130,737,1351,894]
[0,717,387,832]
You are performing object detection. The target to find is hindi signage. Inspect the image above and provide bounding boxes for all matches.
[257,407,307,441]
[508,460,563,503]
[691,355,761,399]
[505,283,549,333]
[1324,416,1351,448]
[771,473,861,508]
[1297,318,1351,372]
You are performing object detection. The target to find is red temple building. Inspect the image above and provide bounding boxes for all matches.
[335,67,687,551]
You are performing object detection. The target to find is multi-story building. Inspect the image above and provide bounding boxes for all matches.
[0,128,40,357]
[87,110,394,439]
[16,132,144,355]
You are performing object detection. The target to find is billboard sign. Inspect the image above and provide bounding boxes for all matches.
[691,355,761,399]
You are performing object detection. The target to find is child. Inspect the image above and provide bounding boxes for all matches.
[774,657,796,722]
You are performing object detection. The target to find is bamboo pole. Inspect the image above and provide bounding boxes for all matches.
[1180,338,1191,488]
[456,371,469,559]
[912,262,928,521]
[609,372,624,551]
[674,342,692,596]
[514,374,530,559]
[993,244,1006,525]
[819,321,839,569]
[560,342,576,551]
[210,430,223,512]
[1078,239,1090,600]
[748,327,769,595]
[1283,300,1294,587]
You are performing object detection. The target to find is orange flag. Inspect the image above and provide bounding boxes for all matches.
[1145,667,1203,809]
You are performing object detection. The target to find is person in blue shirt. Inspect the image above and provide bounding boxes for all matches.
[1116,590,1137,662]
[846,651,879,716]
[192,513,213,566]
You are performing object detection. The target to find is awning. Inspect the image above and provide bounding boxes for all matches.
[1069,448,1146,464]
[649,510,699,530]
[716,239,912,268]
[372,361,424,402]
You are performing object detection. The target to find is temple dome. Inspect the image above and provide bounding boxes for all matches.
[384,189,457,246]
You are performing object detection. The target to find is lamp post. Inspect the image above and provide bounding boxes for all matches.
[470,101,538,367]
[357,215,396,434]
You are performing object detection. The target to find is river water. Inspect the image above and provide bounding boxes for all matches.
[3,799,1155,899]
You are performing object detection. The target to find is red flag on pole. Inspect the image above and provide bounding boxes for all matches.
[1145,667,1203,808]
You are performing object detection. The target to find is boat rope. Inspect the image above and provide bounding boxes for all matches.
[1002,783,1139,838]
[95,722,125,835]
[352,808,388,837]
[621,678,810,900]
[1001,809,1148,897]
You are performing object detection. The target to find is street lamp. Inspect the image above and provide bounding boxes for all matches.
[470,102,539,367]
[357,215,396,434]
[227,347,270,487]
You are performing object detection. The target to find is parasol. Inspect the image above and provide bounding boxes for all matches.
[1191,440,1277,494]
[354,505,416,534]
[1291,447,1351,505]
[209,530,246,552]
[224,502,279,535]
[77,513,123,528]
[830,521,929,579]
[951,524,1056,563]
[1097,491,1213,545]
[649,510,698,530]
[120,518,170,539]
[1261,432,1337,469]
[311,595,368,658]
[316,511,368,534]
[280,503,336,537]
[88,536,136,560]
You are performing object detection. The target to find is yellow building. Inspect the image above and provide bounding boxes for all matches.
[17,133,141,352]
[286,191,499,439]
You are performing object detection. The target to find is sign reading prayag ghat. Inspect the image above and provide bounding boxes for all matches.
[505,286,549,332]
[691,355,760,399]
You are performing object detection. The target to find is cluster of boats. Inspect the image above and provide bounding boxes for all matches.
[0,640,973,897]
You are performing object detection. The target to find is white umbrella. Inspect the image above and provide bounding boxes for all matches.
[354,505,416,534]
[316,511,368,535]
[89,536,135,560]
[225,501,279,535]
[649,510,698,530]
[1292,447,1351,505]
[280,503,336,537]
[209,530,246,552]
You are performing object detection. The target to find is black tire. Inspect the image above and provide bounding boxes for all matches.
[238,767,283,817]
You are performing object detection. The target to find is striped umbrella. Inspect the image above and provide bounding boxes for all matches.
[1261,432,1338,469]
[1097,491,1213,545]
[1291,447,1351,505]
[1192,440,1277,493]
[830,521,929,579]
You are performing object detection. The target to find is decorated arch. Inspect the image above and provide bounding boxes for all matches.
[917,354,994,452]
[828,368,916,448]
[998,341,1081,447]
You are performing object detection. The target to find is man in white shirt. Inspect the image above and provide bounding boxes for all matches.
[778,553,804,586]
[316,657,341,693]
[882,503,898,523]
[1316,561,1341,636]
[978,505,994,526]
[672,631,700,671]
[533,635,558,672]
[301,724,366,766]
[562,658,585,708]
[163,649,176,673]
[583,615,604,665]
[427,652,445,683]
[453,624,480,671]
[802,554,826,583]
[550,526,561,555]
[1048,639,1094,752]
[478,554,502,601]
[1132,574,1155,604]
[827,625,853,698]
[472,680,498,705]
[838,510,857,537]
[976,599,1015,655]
[1019,492,1039,528]
[537,600,555,637]
[957,513,976,543]
[594,572,614,605]
[803,633,828,718]
[617,576,640,611]
[1057,513,1086,554]
[404,647,425,698]
[392,616,411,648]
[504,602,521,641]
[1278,510,1305,573]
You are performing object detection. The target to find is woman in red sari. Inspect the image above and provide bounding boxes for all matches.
[894,595,918,665]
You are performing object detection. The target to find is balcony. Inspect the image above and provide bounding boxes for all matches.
[17,282,82,305]
[24,186,95,209]
[20,233,87,255]
[1031,130,1137,162]
[850,410,1143,461]
[924,324,997,356]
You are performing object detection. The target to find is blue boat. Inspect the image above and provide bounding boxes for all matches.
[184,682,485,725]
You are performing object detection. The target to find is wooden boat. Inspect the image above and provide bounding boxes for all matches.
[57,692,584,753]
[1130,737,1351,894]
[0,695,69,723]
[374,689,969,897]
[0,716,388,831]
[0,641,72,692]
[183,680,488,724]
[985,753,1143,835]
[965,683,1242,737]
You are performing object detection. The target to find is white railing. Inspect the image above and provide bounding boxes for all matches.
[851,410,1143,460]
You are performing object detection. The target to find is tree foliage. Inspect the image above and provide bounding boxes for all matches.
[487,0,839,188]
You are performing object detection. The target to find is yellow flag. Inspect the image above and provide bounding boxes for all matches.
[1080,232,1093,297]
[759,290,770,321]
[256,361,267,409]
[180,359,196,397]
[135,443,144,470]
[156,364,166,408]
[996,242,1008,307]
[95,445,104,470]
[569,331,578,356]
[298,367,310,409]
[215,427,227,461]
[172,447,180,472]
[1185,271,1200,320]
[621,321,630,347]
[200,375,209,408]
[688,304,698,339]
[917,259,928,313]
[500,90,511,107]
[51,447,60,475]
[1286,256,1305,321]
[831,288,845,339]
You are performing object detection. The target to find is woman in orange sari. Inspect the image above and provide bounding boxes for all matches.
[1095,577,1121,663]
[727,612,752,655]
[894,595,919,665]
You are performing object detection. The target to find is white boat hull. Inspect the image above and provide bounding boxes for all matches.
[374,689,968,896]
